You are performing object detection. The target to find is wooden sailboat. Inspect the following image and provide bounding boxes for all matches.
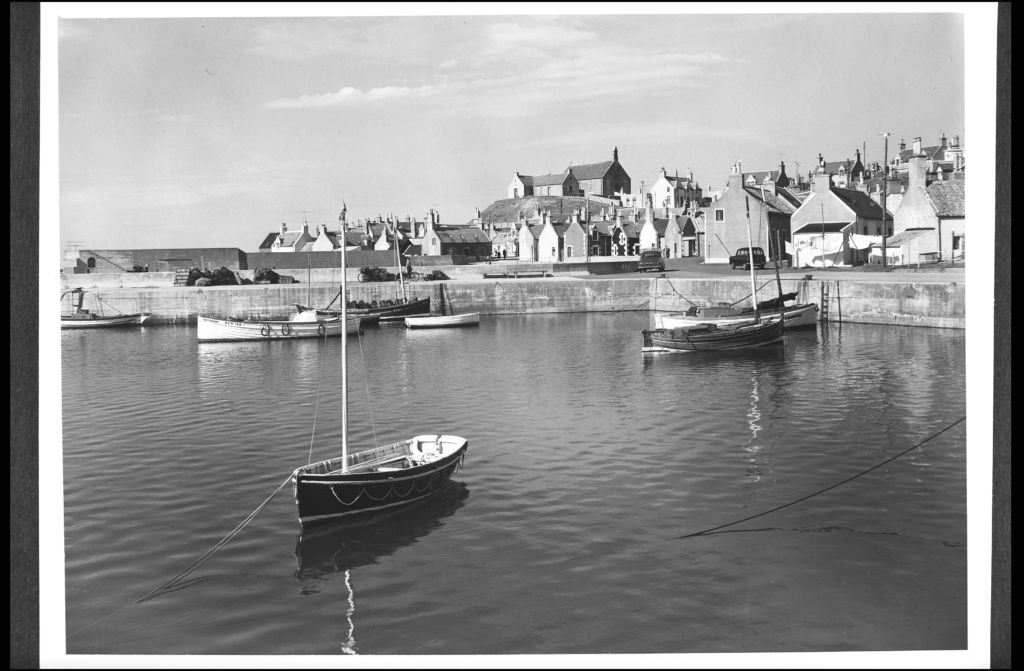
[641,196,784,353]
[404,283,480,329]
[652,187,817,331]
[60,288,150,328]
[291,207,469,527]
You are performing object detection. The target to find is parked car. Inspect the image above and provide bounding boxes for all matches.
[729,247,766,270]
[637,249,666,273]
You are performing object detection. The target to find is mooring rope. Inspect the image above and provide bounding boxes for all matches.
[96,294,127,315]
[675,415,966,539]
[65,473,294,640]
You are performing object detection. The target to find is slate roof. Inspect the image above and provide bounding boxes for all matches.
[898,144,945,162]
[532,172,571,187]
[523,224,543,239]
[435,228,492,244]
[516,174,535,187]
[551,224,572,237]
[743,187,797,215]
[744,171,777,184]
[651,219,671,236]
[831,187,892,219]
[925,180,966,217]
[776,187,805,210]
[258,232,280,250]
[276,231,304,248]
[344,231,371,246]
[568,160,614,180]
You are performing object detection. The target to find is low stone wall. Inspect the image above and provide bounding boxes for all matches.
[64,276,964,328]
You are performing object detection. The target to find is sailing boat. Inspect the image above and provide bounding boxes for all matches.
[641,196,784,353]
[295,220,430,323]
[61,288,150,328]
[403,283,480,329]
[652,189,818,330]
[291,207,469,527]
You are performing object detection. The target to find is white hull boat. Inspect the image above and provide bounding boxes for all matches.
[197,315,359,342]
[653,303,818,330]
[404,313,480,329]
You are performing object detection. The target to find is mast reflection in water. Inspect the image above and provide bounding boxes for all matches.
[294,481,470,653]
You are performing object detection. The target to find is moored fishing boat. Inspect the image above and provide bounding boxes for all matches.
[197,312,358,342]
[61,288,150,328]
[292,205,469,527]
[644,193,785,354]
[653,301,818,330]
[641,317,784,353]
[294,296,430,322]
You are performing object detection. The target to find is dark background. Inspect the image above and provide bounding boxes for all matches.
[10,3,1011,667]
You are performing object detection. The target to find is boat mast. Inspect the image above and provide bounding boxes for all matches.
[339,209,349,474]
[393,220,406,301]
[744,196,760,323]
[761,185,785,301]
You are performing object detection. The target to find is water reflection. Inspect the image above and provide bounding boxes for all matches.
[294,481,469,584]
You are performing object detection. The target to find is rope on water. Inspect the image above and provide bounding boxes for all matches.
[65,473,294,640]
[675,415,966,539]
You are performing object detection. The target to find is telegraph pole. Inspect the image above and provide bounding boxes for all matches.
[879,133,890,267]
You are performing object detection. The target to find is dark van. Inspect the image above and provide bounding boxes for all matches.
[637,249,666,273]
[729,247,766,270]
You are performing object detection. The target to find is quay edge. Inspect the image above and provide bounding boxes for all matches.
[60,275,965,329]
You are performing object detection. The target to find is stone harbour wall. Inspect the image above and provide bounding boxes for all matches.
[59,276,964,329]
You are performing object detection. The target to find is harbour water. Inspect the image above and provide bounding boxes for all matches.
[61,314,967,655]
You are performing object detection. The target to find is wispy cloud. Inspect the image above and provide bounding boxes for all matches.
[265,17,729,117]
[266,85,436,109]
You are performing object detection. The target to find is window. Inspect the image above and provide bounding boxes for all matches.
[715,209,724,222]
[87,257,96,268]
[551,247,556,257]
[566,246,573,258]
[514,188,518,198]
[674,243,678,257]
[431,238,437,249]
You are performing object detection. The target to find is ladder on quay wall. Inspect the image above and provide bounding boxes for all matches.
[820,281,830,321]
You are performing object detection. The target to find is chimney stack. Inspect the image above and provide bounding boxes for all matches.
[899,138,906,152]
[953,135,960,148]
[940,132,947,148]
[913,137,922,154]
[280,222,287,235]
[908,154,928,189]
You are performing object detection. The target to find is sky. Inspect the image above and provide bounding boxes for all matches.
[55,8,966,252]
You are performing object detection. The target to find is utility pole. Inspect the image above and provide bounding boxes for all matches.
[879,133,890,268]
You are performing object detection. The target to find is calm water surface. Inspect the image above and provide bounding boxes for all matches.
[61,314,967,655]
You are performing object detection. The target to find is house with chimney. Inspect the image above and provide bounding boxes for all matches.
[887,150,966,264]
[648,168,702,210]
[258,221,317,253]
[891,133,964,175]
[789,163,893,267]
[806,151,867,189]
[704,163,799,264]
[639,205,701,258]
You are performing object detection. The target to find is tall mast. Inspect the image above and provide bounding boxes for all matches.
[393,220,406,301]
[761,185,784,300]
[339,209,349,474]
[744,196,760,323]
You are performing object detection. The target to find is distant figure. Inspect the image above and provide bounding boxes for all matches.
[502,249,507,260]
[406,259,412,277]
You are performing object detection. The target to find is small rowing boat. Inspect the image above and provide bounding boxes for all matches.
[652,301,818,330]
[404,283,479,329]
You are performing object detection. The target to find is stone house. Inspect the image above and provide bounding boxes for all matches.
[258,222,316,253]
[704,164,799,264]
[789,171,893,267]
[648,168,702,210]
[567,147,631,198]
[888,154,966,263]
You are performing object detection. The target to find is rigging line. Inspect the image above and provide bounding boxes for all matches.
[65,473,293,640]
[730,280,774,307]
[307,328,331,464]
[96,295,127,315]
[675,415,966,540]
[356,326,379,449]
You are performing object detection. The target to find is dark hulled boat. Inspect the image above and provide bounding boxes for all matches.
[292,435,468,526]
[641,317,784,353]
[295,296,430,322]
